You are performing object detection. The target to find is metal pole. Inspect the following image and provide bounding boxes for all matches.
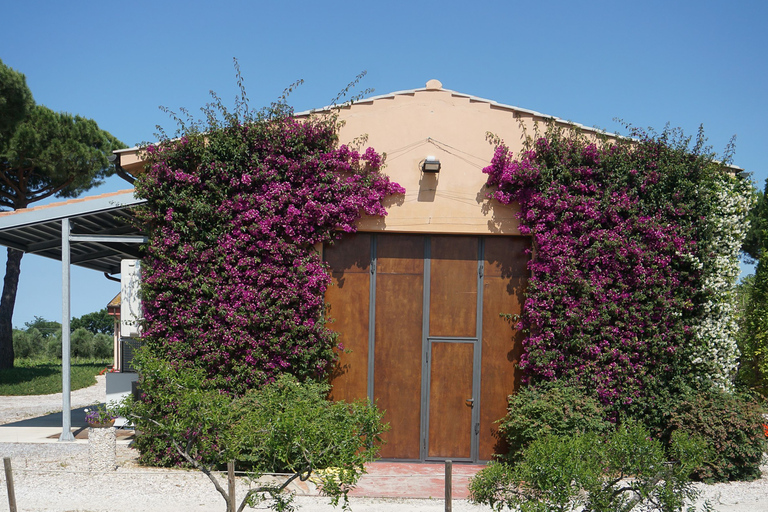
[59,218,74,442]
[445,459,452,512]
[4,457,17,512]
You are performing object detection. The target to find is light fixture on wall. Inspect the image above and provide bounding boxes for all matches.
[422,155,441,173]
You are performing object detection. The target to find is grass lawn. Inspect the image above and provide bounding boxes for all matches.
[0,358,111,395]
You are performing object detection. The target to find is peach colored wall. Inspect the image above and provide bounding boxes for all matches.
[330,80,534,235]
[115,149,145,175]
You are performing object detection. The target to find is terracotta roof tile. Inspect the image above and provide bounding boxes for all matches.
[0,189,137,218]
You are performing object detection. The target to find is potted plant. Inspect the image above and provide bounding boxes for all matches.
[84,404,117,428]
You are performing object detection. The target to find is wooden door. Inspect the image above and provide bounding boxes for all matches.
[325,234,526,462]
[427,341,474,458]
[479,236,529,459]
[325,234,371,403]
[374,234,424,459]
[425,236,479,460]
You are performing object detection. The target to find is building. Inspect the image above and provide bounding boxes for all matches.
[296,80,602,462]
[114,80,612,461]
[2,80,606,453]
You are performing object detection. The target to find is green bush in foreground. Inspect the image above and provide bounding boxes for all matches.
[666,387,767,482]
[498,381,767,483]
[497,382,611,462]
[470,424,714,512]
[120,352,387,511]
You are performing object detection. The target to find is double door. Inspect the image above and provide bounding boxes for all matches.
[325,233,527,461]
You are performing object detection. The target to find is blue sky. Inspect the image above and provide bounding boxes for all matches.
[2,0,767,328]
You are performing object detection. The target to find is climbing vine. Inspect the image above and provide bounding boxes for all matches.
[483,124,751,411]
[134,97,404,395]
[692,174,754,388]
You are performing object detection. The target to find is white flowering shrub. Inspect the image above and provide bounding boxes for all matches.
[692,174,754,388]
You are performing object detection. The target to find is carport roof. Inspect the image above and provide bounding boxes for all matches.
[0,189,146,274]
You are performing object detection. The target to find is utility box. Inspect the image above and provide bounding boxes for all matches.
[120,259,141,338]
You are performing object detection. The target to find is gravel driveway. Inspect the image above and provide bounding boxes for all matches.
[1,378,767,511]
[0,375,107,425]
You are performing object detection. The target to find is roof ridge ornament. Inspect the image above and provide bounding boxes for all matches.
[425,79,443,91]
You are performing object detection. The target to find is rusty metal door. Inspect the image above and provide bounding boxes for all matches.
[325,234,526,462]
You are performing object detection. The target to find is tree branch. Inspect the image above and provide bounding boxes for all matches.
[170,439,232,504]
[236,467,312,512]
[17,166,30,194]
[26,177,75,204]
[0,168,24,201]
[125,413,232,505]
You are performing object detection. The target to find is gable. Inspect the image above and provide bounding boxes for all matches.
[326,80,594,236]
[116,80,613,237]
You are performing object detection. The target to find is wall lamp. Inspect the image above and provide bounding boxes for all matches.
[422,155,441,173]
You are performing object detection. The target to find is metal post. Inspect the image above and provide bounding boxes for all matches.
[445,459,452,512]
[4,457,17,512]
[59,218,74,442]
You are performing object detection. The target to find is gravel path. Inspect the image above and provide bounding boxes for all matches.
[0,374,106,425]
[0,442,488,512]
[1,378,767,511]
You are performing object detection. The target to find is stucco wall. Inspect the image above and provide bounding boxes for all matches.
[331,80,530,235]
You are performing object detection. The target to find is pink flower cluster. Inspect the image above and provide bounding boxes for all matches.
[484,134,706,411]
[135,116,403,393]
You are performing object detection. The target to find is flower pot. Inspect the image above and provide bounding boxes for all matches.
[87,419,115,428]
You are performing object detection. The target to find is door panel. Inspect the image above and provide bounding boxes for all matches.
[428,342,474,459]
[325,234,371,402]
[429,236,478,338]
[479,237,529,459]
[374,234,424,459]
[484,235,530,279]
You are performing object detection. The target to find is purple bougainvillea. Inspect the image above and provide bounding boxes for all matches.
[135,115,403,395]
[483,126,721,411]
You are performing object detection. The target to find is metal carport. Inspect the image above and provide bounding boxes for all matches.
[0,189,146,441]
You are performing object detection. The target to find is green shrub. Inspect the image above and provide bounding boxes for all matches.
[497,382,611,461]
[120,352,387,510]
[12,330,30,359]
[124,351,387,472]
[12,328,46,358]
[92,333,113,359]
[13,330,33,359]
[45,335,62,359]
[71,327,94,358]
[666,387,766,482]
[470,424,712,512]
[619,376,693,441]
[12,316,113,361]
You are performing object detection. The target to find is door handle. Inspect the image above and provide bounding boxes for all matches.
[465,398,474,407]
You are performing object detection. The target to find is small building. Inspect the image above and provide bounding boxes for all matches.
[115,80,610,462]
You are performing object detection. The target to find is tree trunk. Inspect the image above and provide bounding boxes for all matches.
[0,248,23,370]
